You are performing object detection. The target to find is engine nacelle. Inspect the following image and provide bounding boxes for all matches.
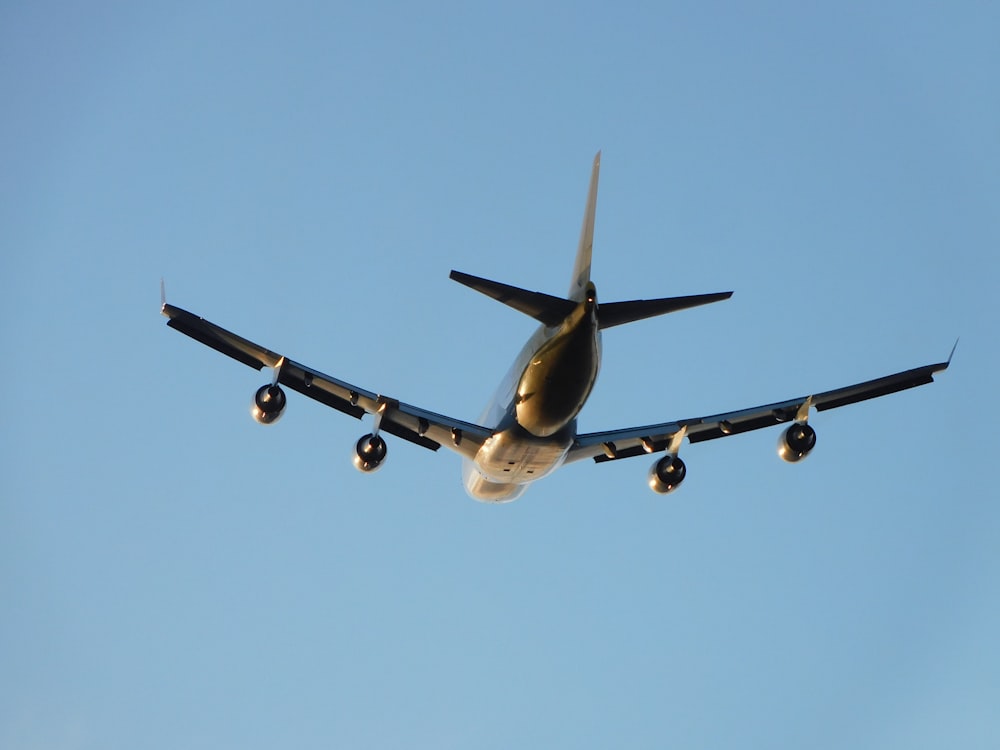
[648,454,687,494]
[353,434,388,473]
[778,423,817,463]
[251,384,287,425]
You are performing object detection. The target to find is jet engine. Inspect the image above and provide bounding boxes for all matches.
[778,423,817,463]
[353,433,388,473]
[648,454,687,494]
[251,384,287,425]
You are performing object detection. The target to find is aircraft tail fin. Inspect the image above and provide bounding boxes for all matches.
[450,270,576,327]
[598,291,733,329]
[452,153,731,330]
[569,151,601,301]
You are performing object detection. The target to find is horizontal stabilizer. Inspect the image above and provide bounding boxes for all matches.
[450,270,576,327]
[598,291,733,330]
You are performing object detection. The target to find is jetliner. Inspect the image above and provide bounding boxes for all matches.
[162,153,953,502]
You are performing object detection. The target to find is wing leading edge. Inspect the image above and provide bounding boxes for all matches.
[162,302,492,459]
[568,356,953,464]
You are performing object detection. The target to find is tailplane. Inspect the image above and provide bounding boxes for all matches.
[449,270,575,327]
[450,270,732,329]
[598,291,733,329]
[450,152,733,328]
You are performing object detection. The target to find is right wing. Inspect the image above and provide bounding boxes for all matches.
[162,301,492,459]
[567,355,953,464]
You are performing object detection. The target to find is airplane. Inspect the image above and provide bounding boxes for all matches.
[161,152,953,502]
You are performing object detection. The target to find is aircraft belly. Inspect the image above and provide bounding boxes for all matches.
[474,428,571,484]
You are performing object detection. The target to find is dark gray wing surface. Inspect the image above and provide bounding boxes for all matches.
[568,358,952,464]
[162,302,491,459]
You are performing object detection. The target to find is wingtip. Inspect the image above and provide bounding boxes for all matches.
[947,337,960,366]
[160,278,167,315]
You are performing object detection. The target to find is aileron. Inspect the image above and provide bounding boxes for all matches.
[813,361,948,411]
[163,303,278,371]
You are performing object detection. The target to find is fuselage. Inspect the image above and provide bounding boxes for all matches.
[463,284,601,502]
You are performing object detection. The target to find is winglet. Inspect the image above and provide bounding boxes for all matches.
[160,278,167,315]
[947,337,959,366]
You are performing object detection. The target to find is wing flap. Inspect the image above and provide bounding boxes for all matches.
[594,443,661,463]
[276,360,367,419]
[687,407,800,444]
[380,419,441,451]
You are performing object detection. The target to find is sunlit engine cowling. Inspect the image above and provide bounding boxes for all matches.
[353,434,388,473]
[648,454,687,494]
[251,384,287,424]
[778,423,817,463]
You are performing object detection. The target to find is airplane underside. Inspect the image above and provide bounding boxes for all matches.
[463,422,575,503]
[161,152,951,502]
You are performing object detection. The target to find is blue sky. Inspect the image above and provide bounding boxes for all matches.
[2,1,997,747]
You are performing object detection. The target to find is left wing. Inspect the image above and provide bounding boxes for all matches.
[162,301,492,459]
[568,356,953,464]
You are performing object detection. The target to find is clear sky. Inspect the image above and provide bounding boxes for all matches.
[2,2,997,748]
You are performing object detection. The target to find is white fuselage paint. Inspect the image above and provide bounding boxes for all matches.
[462,298,602,503]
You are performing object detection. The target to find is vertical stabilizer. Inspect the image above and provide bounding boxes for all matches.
[569,151,601,301]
